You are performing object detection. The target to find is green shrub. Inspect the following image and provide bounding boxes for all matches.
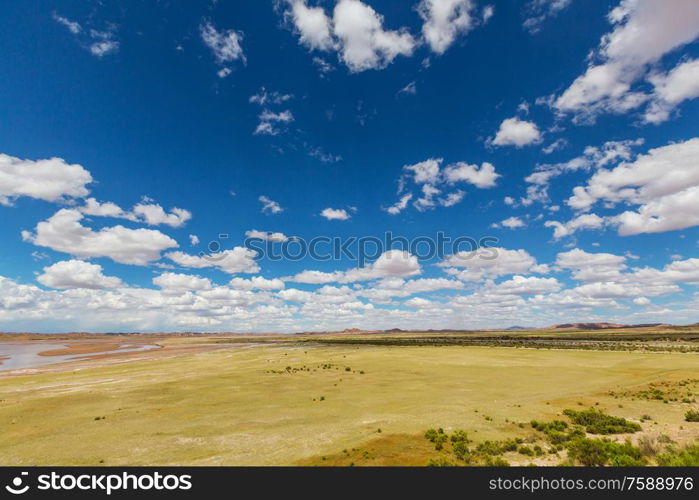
[475,439,519,456]
[566,438,645,466]
[609,454,645,466]
[450,430,468,443]
[427,457,454,467]
[452,440,470,461]
[484,457,510,466]
[684,410,699,422]
[531,419,584,444]
[424,428,447,450]
[531,419,568,432]
[656,444,699,466]
[518,446,534,456]
[424,428,439,441]
[563,409,641,434]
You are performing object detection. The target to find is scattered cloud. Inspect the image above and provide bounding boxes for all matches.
[285,0,335,51]
[254,110,294,136]
[229,276,286,290]
[200,20,246,78]
[492,216,526,229]
[567,138,699,235]
[522,138,644,206]
[312,56,335,74]
[153,272,213,292]
[79,198,192,228]
[89,28,120,57]
[386,157,499,214]
[553,0,699,123]
[418,0,476,55]
[523,0,572,33]
[166,247,260,275]
[644,58,699,123]
[481,4,495,24]
[397,81,417,96]
[130,203,192,227]
[53,13,81,35]
[490,117,542,147]
[332,0,417,72]
[283,0,489,71]
[545,213,606,239]
[542,138,568,154]
[0,154,92,205]
[245,230,289,242]
[555,248,627,282]
[440,247,548,281]
[250,88,294,135]
[443,161,500,188]
[22,209,178,266]
[53,13,119,57]
[306,145,342,163]
[384,193,413,215]
[489,275,562,295]
[37,259,123,290]
[283,0,415,72]
[288,250,421,284]
[320,208,351,220]
[259,195,285,214]
[249,88,293,106]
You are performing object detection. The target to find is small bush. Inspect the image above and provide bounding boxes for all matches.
[563,409,641,434]
[656,444,699,466]
[427,457,454,467]
[450,430,468,443]
[531,419,584,444]
[684,409,699,422]
[424,428,447,450]
[518,446,534,456]
[452,440,470,461]
[484,457,510,466]
[424,428,439,441]
[531,419,568,432]
[475,439,519,456]
[566,438,644,467]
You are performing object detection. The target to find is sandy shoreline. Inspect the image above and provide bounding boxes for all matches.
[0,338,259,377]
[38,342,133,357]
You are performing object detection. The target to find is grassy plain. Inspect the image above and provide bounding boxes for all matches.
[0,337,698,465]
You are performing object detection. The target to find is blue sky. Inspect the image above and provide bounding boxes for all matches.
[1,0,699,332]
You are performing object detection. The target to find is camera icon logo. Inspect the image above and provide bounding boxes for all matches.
[5,472,29,495]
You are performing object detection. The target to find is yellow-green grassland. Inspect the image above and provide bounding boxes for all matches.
[1,329,698,466]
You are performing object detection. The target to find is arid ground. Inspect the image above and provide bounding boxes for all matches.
[0,327,698,466]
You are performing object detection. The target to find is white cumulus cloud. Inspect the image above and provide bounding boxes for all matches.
[22,209,179,266]
[0,154,92,205]
[320,208,351,220]
[37,260,123,290]
[490,117,542,147]
[166,247,260,275]
[418,0,476,54]
[554,0,699,122]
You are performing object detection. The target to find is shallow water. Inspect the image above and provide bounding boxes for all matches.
[0,342,158,371]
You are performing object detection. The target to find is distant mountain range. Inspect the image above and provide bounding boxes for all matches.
[549,323,668,330]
